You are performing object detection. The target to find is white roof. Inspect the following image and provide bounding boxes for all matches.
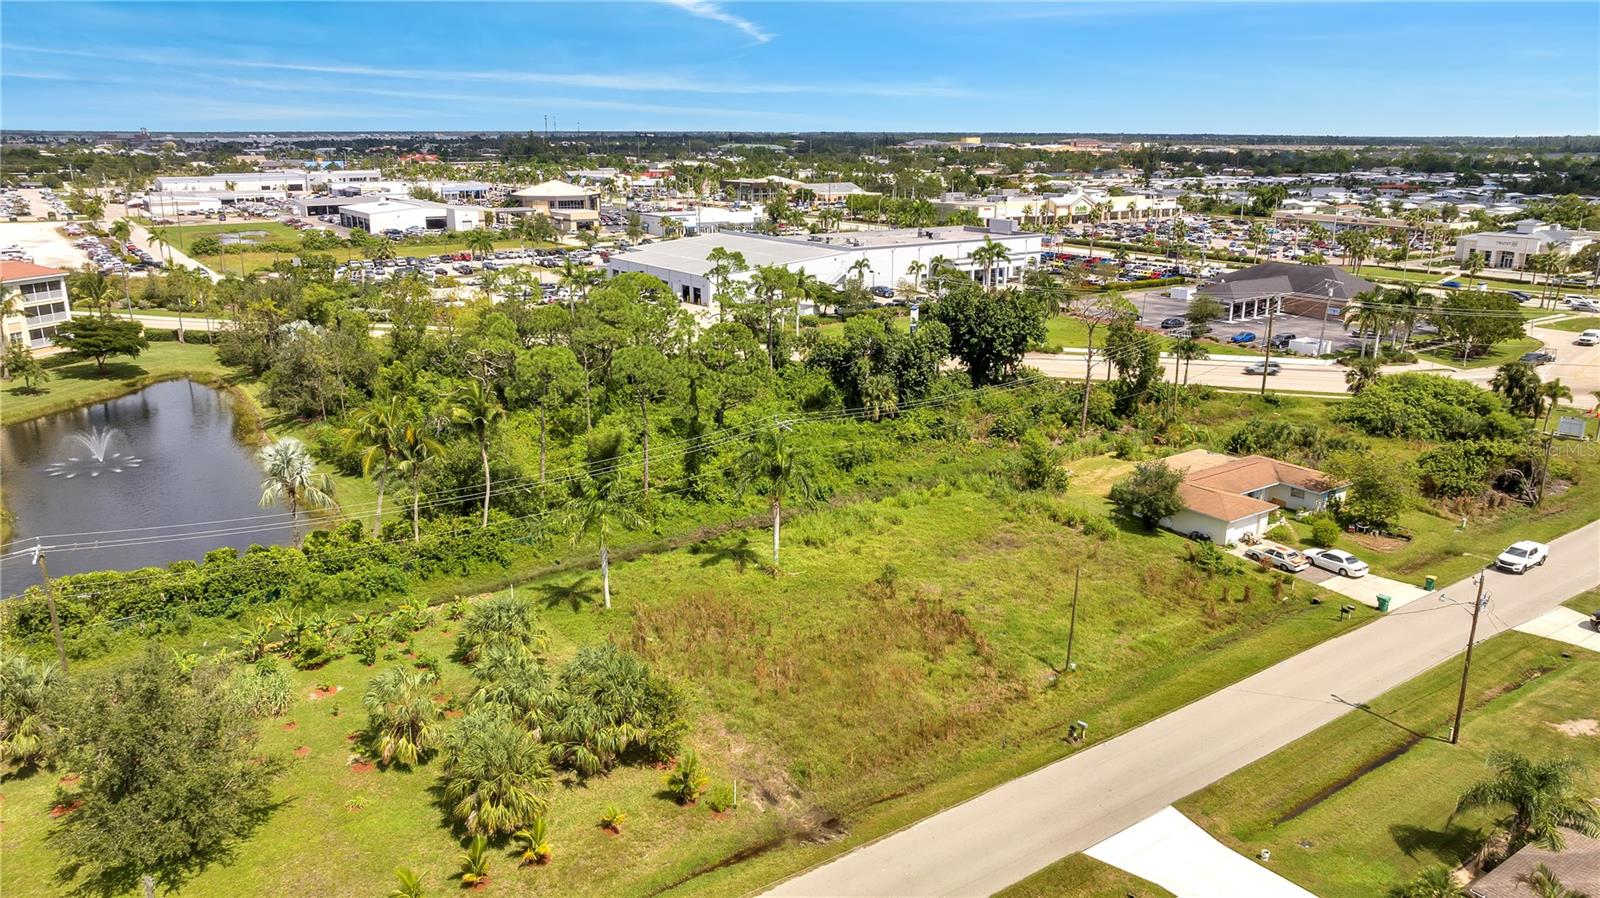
[512,179,595,198]
[609,233,843,276]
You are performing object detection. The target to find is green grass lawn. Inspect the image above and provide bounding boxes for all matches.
[1178,631,1600,898]
[1,341,234,424]
[1039,315,1258,356]
[1563,586,1599,615]
[993,854,1173,898]
[1542,315,1600,334]
[1416,337,1542,370]
[0,477,1381,898]
[149,221,560,273]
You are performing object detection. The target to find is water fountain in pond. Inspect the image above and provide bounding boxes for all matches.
[44,426,144,479]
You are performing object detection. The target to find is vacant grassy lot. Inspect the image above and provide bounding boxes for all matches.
[1,341,234,424]
[993,854,1172,898]
[1178,631,1600,898]
[1544,315,1600,333]
[1038,315,1256,356]
[0,477,1377,898]
[1416,336,1542,370]
[147,220,560,273]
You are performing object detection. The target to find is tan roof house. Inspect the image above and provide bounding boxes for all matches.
[1469,829,1600,898]
[1159,450,1346,545]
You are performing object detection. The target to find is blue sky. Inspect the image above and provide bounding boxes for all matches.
[1,1,1596,135]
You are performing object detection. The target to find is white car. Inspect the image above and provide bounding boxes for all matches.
[1309,548,1369,578]
[1244,544,1311,572]
[1495,540,1549,574]
[1576,329,1600,347]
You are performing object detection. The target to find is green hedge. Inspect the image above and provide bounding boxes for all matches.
[143,328,218,344]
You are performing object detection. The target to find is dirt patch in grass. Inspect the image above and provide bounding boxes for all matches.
[293,746,311,758]
[1551,719,1598,737]
[1347,531,1409,554]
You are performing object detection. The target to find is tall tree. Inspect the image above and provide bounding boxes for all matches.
[258,437,335,538]
[1491,360,1544,420]
[566,475,647,610]
[926,279,1047,386]
[54,315,148,373]
[50,649,275,896]
[345,396,406,535]
[611,345,677,497]
[508,346,584,482]
[449,378,505,527]
[736,424,814,566]
[1539,378,1573,431]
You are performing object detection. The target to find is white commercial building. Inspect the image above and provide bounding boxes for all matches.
[934,190,1178,225]
[638,206,758,237]
[1455,219,1598,270]
[606,223,1042,307]
[153,171,309,195]
[338,197,486,234]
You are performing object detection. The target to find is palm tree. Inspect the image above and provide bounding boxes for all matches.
[558,257,600,315]
[862,373,898,421]
[848,257,873,286]
[566,476,646,610]
[749,265,796,367]
[970,237,1012,292]
[387,867,426,898]
[1247,221,1269,262]
[345,397,406,535]
[1392,866,1465,898]
[736,425,814,566]
[0,652,60,770]
[392,409,445,543]
[1525,864,1587,898]
[363,666,442,767]
[109,219,135,316]
[449,379,504,527]
[441,708,554,835]
[1345,356,1383,394]
[1454,751,1600,854]
[1171,337,1209,386]
[257,437,335,539]
[1540,379,1573,431]
[1492,361,1545,420]
[514,819,553,866]
[464,228,495,260]
[70,265,117,314]
[1343,288,1388,359]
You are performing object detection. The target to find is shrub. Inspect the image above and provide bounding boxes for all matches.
[226,659,294,717]
[1014,432,1068,492]
[1308,517,1342,548]
[705,783,736,813]
[1334,374,1520,441]
[1108,460,1183,529]
[458,835,490,887]
[665,749,708,805]
[599,805,627,832]
[1265,524,1294,544]
[515,818,552,865]
[1186,541,1238,575]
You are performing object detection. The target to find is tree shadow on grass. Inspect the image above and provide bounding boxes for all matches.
[1390,820,1485,866]
[57,794,290,898]
[697,536,762,574]
[3,385,49,397]
[535,576,596,612]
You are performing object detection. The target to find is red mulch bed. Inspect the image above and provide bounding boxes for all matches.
[282,720,298,731]
[349,760,375,774]
[49,800,84,818]
[293,746,311,758]
[58,774,80,787]
[307,685,341,701]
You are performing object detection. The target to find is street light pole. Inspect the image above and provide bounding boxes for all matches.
[1449,571,1488,745]
[1064,566,1081,674]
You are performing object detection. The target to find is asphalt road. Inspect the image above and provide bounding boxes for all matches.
[765,521,1600,898]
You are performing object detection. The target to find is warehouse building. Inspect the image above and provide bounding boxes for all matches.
[606,223,1042,307]
[338,197,485,234]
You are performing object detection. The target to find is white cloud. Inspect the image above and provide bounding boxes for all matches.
[659,0,774,44]
[1,43,975,99]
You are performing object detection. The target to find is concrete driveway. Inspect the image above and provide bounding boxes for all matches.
[1085,806,1316,898]
[1514,607,1600,653]
[1227,544,1431,611]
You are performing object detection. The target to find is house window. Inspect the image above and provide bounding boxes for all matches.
[1290,488,1306,499]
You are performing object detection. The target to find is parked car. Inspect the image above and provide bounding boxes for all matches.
[1576,329,1600,347]
[1160,316,1187,329]
[1508,290,1532,302]
[870,285,895,299]
[1243,361,1281,375]
[1269,333,1297,349]
[1568,298,1600,313]
[1244,544,1311,572]
[1441,280,1462,288]
[1520,349,1556,365]
[1308,548,1368,578]
[1229,331,1258,344]
[1494,540,1549,573]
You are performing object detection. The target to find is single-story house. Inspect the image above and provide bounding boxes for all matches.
[1468,828,1599,898]
[1159,450,1348,545]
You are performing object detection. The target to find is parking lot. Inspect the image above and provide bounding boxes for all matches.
[1130,289,1362,354]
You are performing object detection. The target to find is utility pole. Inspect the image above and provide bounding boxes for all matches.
[1449,572,1488,745]
[1064,566,1081,674]
[1259,299,1275,397]
[31,542,70,672]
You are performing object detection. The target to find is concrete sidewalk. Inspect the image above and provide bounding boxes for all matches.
[1514,607,1600,653]
[764,521,1600,898]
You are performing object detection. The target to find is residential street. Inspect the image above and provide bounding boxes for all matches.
[765,521,1600,898]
